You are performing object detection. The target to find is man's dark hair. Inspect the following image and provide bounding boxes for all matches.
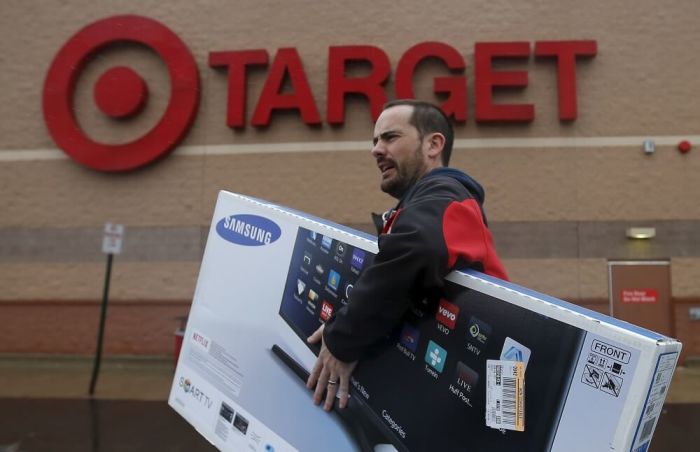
[383,99,454,166]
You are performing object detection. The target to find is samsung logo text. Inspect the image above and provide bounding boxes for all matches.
[217,214,281,246]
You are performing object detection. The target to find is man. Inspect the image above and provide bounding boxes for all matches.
[306,99,508,411]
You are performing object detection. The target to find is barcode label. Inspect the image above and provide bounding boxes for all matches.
[486,360,525,432]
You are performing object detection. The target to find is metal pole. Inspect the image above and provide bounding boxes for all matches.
[89,252,113,396]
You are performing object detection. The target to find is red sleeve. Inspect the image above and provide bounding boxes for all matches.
[443,199,509,281]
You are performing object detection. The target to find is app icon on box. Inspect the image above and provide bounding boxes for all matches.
[425,340,447,373]
[351,248,366,271]
[467,315,492,346]
[328,269,341,291]
[399,323,420,353]
[321,235,333,250]
[308,289,318,303]
[320,300,334,321]
[454,361,479,392]
[436,299,459,329]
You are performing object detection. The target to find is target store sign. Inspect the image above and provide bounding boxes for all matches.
[43,16,199,172]
[43,15,597,172]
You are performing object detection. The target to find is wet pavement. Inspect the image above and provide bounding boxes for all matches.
[1,356,699,451]
[0,398,698,451]
[0,398,215,452]
[652,404,700,451]
[0,398,700,452]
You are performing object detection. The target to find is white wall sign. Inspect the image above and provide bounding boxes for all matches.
[102,223,124,255]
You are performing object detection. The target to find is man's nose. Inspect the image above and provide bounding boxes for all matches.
[371,141,384,158]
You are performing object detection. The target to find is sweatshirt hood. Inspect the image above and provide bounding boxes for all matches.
[423,167,486,205]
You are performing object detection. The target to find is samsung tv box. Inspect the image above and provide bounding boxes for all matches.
[169,190,681,452]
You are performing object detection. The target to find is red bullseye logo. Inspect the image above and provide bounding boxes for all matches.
[43,15,200,172]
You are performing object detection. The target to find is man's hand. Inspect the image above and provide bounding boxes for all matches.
[306,324,357,411]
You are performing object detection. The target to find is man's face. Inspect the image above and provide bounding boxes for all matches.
[371,105,429,199]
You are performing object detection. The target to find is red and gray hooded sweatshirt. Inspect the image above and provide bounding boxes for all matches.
[323,167,509,362]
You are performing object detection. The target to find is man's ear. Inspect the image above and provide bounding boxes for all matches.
[426,132,446,161]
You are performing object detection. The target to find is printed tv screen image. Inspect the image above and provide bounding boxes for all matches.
[351,281,585,451]
[278,227,586,451]
[279,228,373,350]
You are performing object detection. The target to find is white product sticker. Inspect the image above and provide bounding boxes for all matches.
[486,359,525,432]
[500,337,531,371]
[630,352,678,452]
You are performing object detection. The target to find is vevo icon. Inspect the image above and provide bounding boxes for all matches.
[436,299,459,329]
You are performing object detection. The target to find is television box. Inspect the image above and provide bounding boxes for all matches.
[169,191,681,452]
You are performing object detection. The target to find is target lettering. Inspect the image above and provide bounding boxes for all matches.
[210,40,597,127]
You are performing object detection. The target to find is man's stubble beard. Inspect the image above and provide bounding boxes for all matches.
[380,143,428,199]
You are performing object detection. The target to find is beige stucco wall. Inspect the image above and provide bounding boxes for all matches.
[1,0,698,355]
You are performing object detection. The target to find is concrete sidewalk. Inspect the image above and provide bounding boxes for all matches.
[0,355,175,401]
